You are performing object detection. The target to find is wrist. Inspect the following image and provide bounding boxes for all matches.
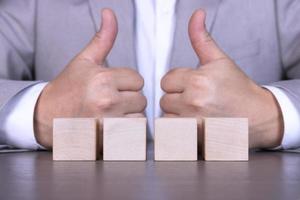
[249,87,284,148]
[33,84,53,149]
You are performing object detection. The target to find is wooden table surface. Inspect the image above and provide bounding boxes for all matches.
[1,145,300,200]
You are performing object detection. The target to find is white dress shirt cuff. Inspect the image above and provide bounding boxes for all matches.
[264,86,300,149]
[0,82,48,150]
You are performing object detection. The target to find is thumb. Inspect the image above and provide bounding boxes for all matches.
[79,8,118,65]
[188,9,227,65]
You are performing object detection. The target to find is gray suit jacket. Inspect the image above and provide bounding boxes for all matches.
[0,0,299,128]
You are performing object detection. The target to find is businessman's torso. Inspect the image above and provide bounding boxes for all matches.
[29,0,287,84]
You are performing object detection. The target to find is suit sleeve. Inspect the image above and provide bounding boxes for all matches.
[0,0,40,110]
[266,0,300,148]
[0,83,47,150]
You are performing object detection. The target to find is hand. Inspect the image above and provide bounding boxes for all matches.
[34,9,147,148]
[160,10,283,149]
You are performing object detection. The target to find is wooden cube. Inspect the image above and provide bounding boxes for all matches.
[203,118,249,161]
[53,118,97,161]
[103,118,146,161]
[155,118,197,161]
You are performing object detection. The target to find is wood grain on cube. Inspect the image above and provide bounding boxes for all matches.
[103,118,146,161]
[204,118,248,161]
[53,118,97,161]
[155,118,197,161]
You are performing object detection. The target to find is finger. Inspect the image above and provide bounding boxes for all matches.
[162,113,179,118]
[78,8,118,65]
[161,68,191,93]
[125,113,145,118]
[188,9,227,65]
[118,91,147,114]
[160,93,185,115]
[112,68,144,91]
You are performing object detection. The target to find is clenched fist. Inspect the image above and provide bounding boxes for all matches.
[34,9,146,148]
[160,10,283,149]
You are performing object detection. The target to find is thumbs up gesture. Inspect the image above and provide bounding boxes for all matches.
[160,10,283,148]
[34,9,146,148]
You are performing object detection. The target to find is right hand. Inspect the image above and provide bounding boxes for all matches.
[34,9,147,148]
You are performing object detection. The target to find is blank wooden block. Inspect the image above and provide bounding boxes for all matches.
[203,118,248,161]
[155,118,197,161]
[103,118,146,161]
[53,118,97,161]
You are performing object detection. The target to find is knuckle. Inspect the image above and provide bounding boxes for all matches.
[189,74,202,88]
[202,31,214,44]
[188,96,205,109]
[94,31,111,46]
[183,91,205,109]
[93,71,114,86]
[161,68,187,90]
[95,31,103,41]
[95,91,118,110]
[121,68,144,90]
[135,73,144,90]
[189,74,210,89]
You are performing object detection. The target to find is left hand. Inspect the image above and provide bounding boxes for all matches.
[160,9,283,149]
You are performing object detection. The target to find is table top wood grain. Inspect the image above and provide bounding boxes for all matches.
[0,145,300,200]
